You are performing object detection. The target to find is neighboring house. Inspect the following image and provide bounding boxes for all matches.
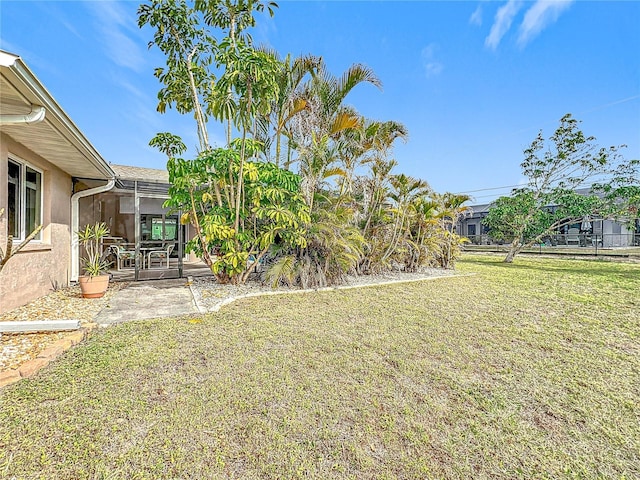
[458,194,638,247]
[455,202,492,244]
[1,51,115,313]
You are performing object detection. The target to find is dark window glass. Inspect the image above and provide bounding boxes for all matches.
[468,224,476,236]
[6,160,42,240]
[7,160,20,238]
[25,166,42,239]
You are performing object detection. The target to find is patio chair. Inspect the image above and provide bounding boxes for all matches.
[566,228,580,245]
[111,245,137,270]
[147,244,174,269]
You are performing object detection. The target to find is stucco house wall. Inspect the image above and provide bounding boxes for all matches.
[0,132,73,313]
[1,50,114,313]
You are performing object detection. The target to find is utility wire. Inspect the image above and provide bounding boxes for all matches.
[459,176,621,204]
[454,184,520,194]
[431,94,639,195]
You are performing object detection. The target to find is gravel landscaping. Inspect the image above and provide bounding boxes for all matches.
[0,283,127,371]
[191,267,458,312]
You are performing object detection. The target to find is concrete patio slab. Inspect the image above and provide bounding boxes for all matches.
[95,279,197,325]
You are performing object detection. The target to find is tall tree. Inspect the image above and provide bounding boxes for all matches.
[483,114,636,263]
[379,174,431,264]
[290,62,381,172]
[138,0,215,153]
[214,40,281,231]
[164,147,309,284]
[196,0,277,46]
[269,53,321,166]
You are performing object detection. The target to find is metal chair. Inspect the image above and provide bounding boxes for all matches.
[111,245,137,270]
[147,244,174,269]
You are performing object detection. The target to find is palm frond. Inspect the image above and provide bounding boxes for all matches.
[338,63,382,99]
[329,111,361,136]
[264,254,297,288]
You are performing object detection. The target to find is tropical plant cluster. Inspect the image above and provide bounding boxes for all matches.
[138,0,469,285]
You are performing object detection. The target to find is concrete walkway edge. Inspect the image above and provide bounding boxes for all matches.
[192,273,476,314]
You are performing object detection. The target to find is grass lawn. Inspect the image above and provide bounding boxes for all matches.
[464,244,640,258]
[1,255,638,479]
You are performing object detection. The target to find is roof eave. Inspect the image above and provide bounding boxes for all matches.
[1,50,115,180]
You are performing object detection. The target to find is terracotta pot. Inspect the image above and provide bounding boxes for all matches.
[78,274,110,299]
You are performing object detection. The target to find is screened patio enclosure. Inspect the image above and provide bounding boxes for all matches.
[77,174,196,281]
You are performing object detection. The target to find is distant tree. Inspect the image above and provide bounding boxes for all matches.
[593,159,640,229]
[483,114,638,263]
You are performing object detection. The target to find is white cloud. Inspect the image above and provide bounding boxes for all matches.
[485,1,523,50]
[425,61,444,78]
[112,75,148,102]
[469,5,483,26]
[422,43,444,78]
[110,73,164,131]
[40,3,84,40]
[86,1,146,73]
[517,0,574,47]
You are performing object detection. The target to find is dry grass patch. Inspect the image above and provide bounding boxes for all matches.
[1,255,638,479]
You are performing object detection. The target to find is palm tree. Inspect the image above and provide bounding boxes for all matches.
[297,135,345,212]
[268,53,322,166]
[289,62,381,174]
[331,118,405,196]
[379,174,431,264]
[432,192,472,268]
[264,197,365,288]
[406,196,441,269]
[360,157,397,238]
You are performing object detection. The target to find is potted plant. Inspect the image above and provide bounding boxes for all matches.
[77,222,112,298]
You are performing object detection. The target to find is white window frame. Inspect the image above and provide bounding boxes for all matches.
[7,155,43,242]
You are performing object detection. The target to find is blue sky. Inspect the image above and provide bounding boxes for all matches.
[1,1,638,203]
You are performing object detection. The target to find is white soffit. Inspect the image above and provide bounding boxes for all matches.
[0,51,114,180]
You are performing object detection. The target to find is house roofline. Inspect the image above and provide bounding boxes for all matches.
[0,50,115,180]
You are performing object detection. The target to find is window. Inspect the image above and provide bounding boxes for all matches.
[148,215,178,241]
[7,158,42,241]
[467,224,476,236]
[141,214,178,242]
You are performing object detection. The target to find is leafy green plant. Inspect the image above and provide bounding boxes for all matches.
[265,201,366,288]
[164,146,310,284]
[138,0,481,282]
[77,222,111,277]
[482,114,637,263]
